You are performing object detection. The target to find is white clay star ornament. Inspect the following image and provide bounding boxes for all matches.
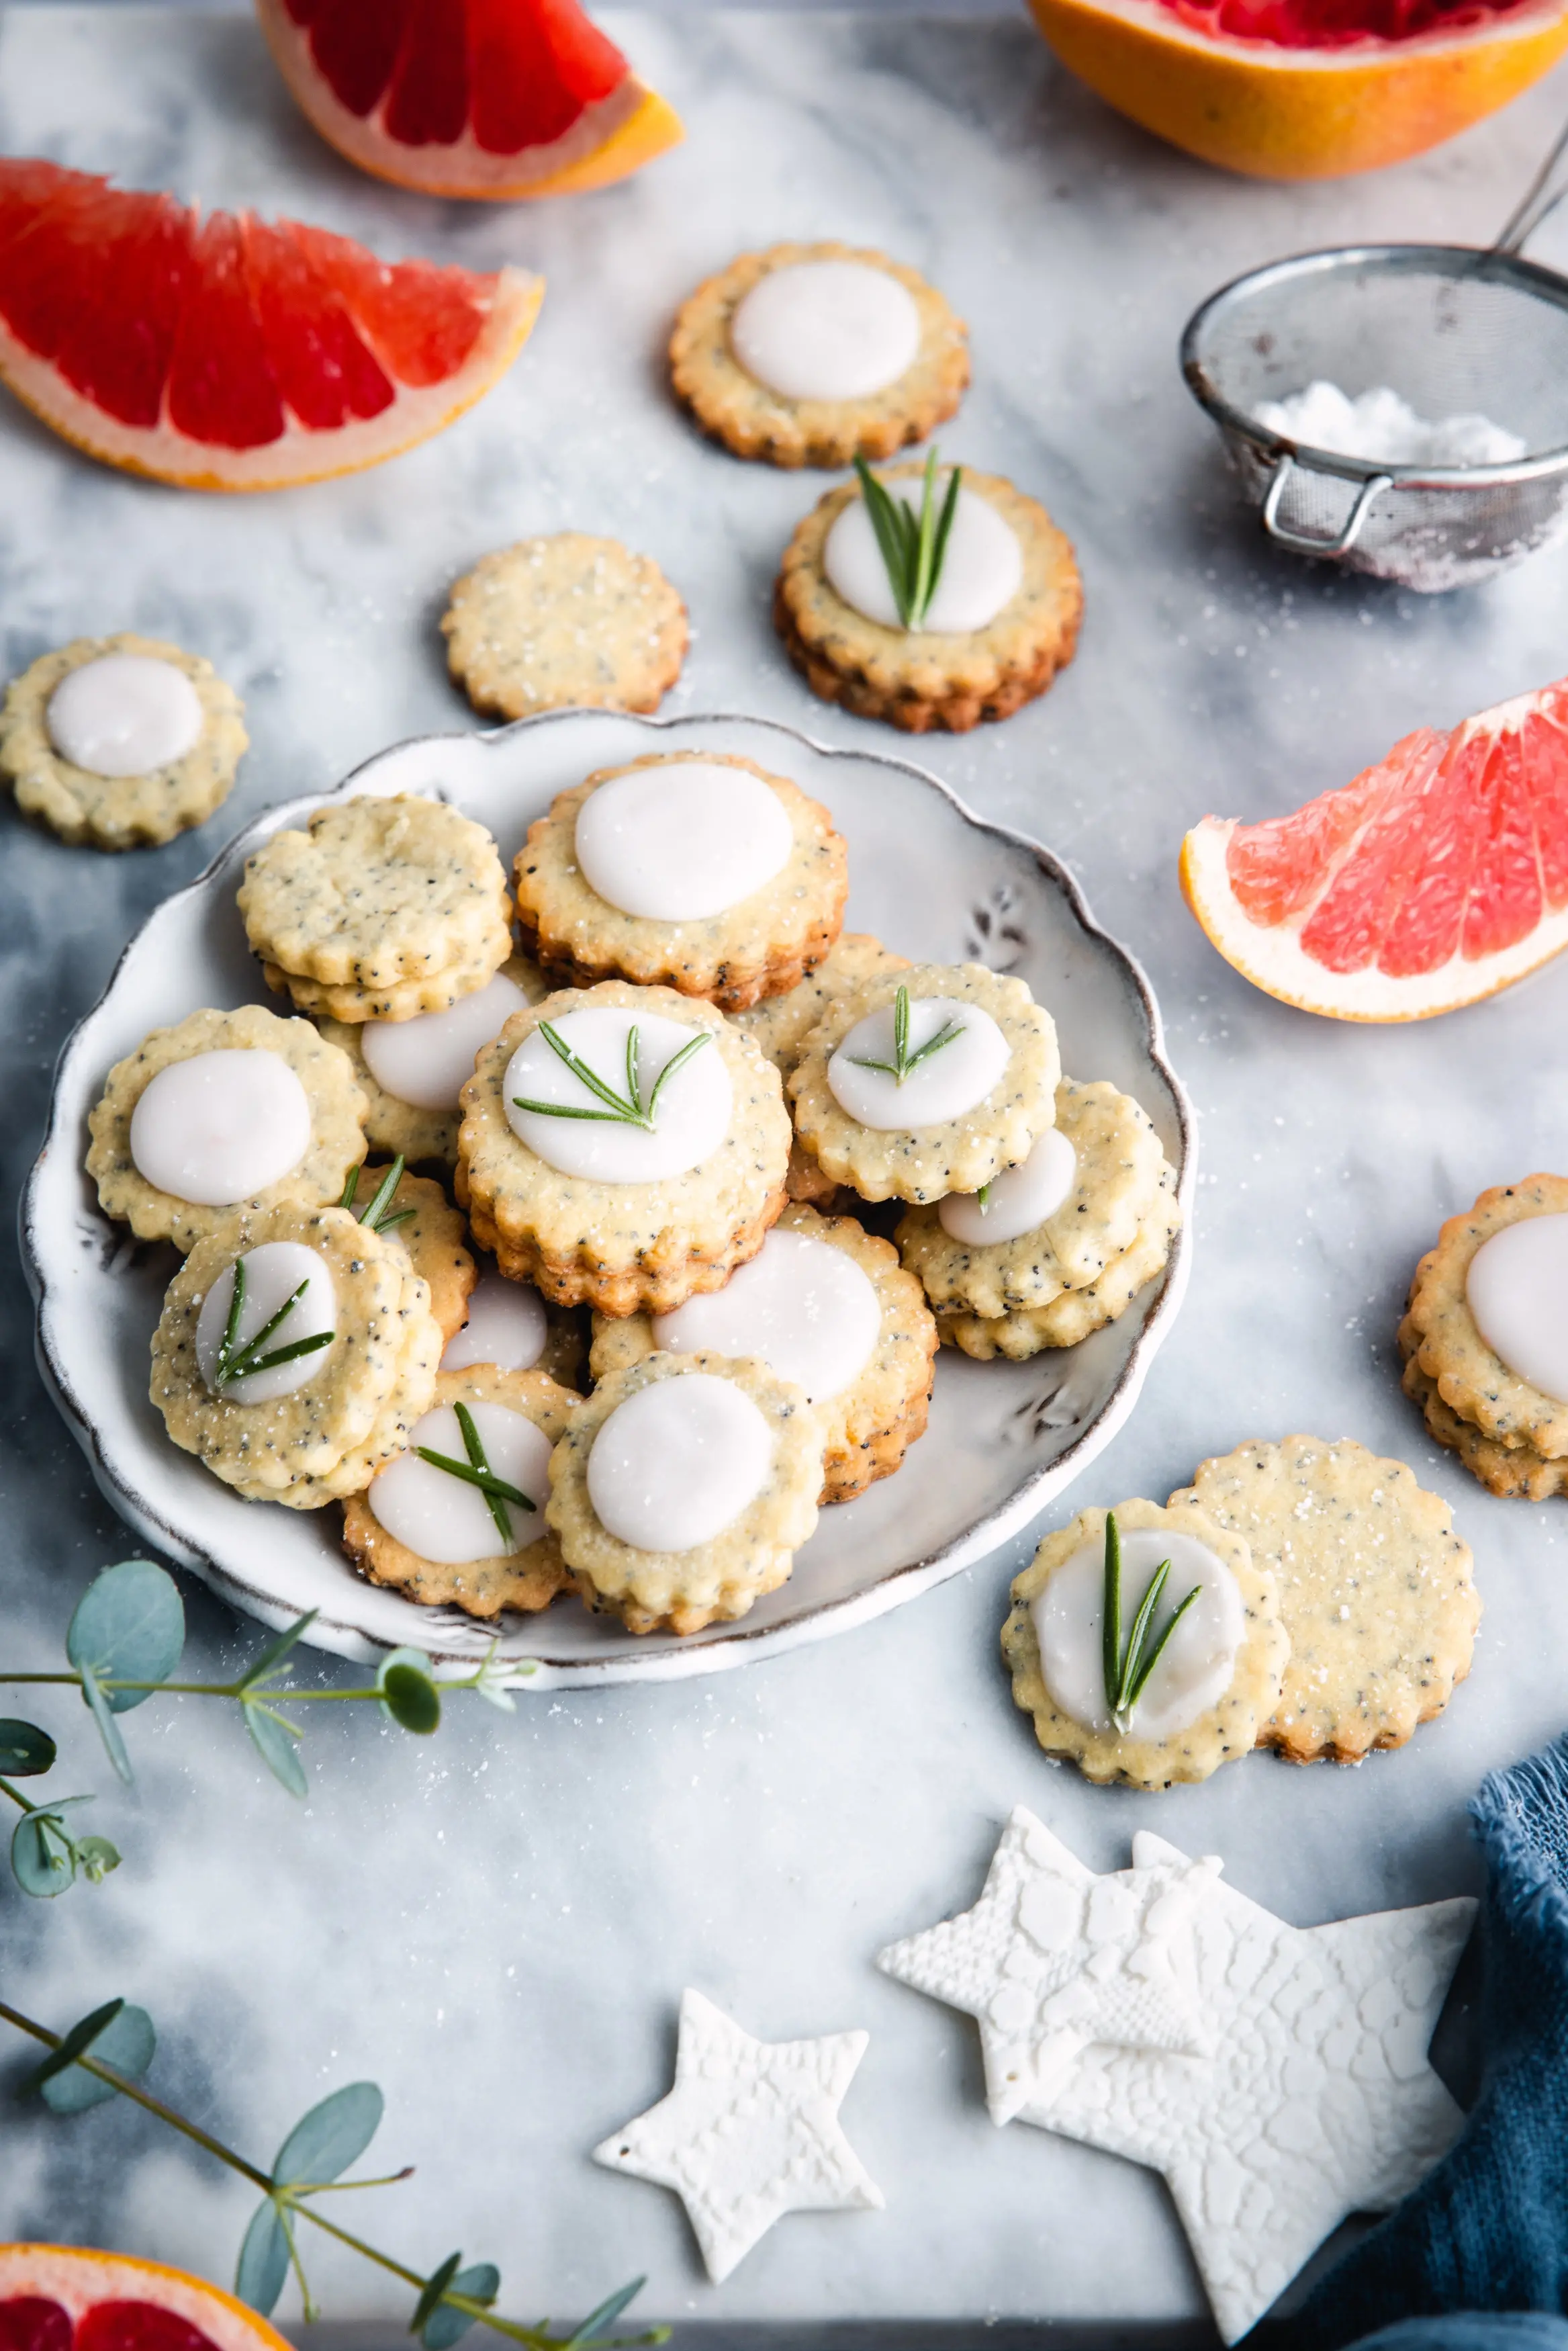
[592,1988,885,2282]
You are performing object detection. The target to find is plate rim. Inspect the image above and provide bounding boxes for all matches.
[22,705,1196,1689]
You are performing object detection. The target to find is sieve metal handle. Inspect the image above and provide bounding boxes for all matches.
[1261,457,1392,556]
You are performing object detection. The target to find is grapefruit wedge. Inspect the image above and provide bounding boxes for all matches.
[0,2246,293,2351]
[257,0,684,200]
[1026,0,1568,177]
[0,159,543,490]
[1181,676,1568,1020]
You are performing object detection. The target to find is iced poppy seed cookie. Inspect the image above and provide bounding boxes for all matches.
[443,1263,587,1391]
[239,795,514,1022]
[670,242,969,470]
[731,932,909,1079]
[589,1201,937,1503]
[898,1077,1167,1319]
[776,462,1082,735]
[457,979,790,1316]
[935,1161,1181,1360]
[788,964,1060,1206]
[1169,1436,1480,1765]
[150,1200,441,1508]
[343,1365,581,1617]
[87,1004,368,1253]
[340,1159,475,1343]
[1403,1176,1568,1460]
[513,752,848,1013]
[1001,1500,1287,1792]
[547,1350,825,1635]
[314,955,549,1168]
[1399,1321,1568,1502]
[442,535,688,719]
[1,634,247,850]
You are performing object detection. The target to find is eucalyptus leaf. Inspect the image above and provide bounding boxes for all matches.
[73,1835,121,1886]
[66,1558,185,1713]
[236,2197,291,2316]
[567,2278,647,2348]
[378,1650,441,1737]
[410,2252,463,2338]
[78,1667,133,1786]
[0,1720,56,1777]
[420,2261,499,2350]
[244,1700,308,1799]
[273,2080,383,2187]
[11,1804,87,1898]
[22,1996,124,2091]
[40,2000,154,2113]
[236,1610,319,1694]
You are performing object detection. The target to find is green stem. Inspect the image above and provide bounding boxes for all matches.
[0,1776,37,1814]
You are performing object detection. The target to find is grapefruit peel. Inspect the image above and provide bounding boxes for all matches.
[1181,679,1568,1021]
[0,2244,295,2351]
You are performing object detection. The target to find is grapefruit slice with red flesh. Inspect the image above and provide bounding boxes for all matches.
[257,0,684,200]
[0,159,543,490]
[0,2247,293,2351]
[1181,676,1568,1019]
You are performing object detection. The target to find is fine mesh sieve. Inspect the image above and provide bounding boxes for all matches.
[1181,220,1568,592]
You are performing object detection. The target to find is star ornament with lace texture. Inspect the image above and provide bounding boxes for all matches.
[592,1988,884,2282]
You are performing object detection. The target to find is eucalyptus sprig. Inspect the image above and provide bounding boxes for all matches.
[418,1401,536,1550]
[513,1021,709,1131]
[1101,1511,1202,1735]
[848,985,964,1088]
[214,1257,336,1389]
[342,1155,418,1233]
[0,1558,529,1886]
[1,1998,663,2351]
[853,447,962,631]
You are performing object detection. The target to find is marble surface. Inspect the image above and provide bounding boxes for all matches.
[5,7,1568,2333]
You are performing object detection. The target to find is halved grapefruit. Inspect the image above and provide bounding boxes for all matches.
[0,2246,293,2351]
[1026,0,1568,178]
[0,159,543,491]
[1181,676,1568,1019]
[257,0,684,200]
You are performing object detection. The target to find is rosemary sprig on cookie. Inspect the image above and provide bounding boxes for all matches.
[854,447,962,631]
[848,985,964,1088]
[513,1020,710,1131]
[1101,1511,1202,1735]
[341,1155,416,1233]
[214,1257,335,1389]
[417,1401,536,1548]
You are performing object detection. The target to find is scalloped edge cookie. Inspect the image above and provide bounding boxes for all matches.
[670,241,970,470]
[1403,1176,1568,1458]
[934,1162,1180,1360]
[342,1364,582,1616]
[1399,1313,1568,1501]
[1169,1435,1481,1765]
[732,932,909,1079]
[348,1160,475,1343]
[512,753,848,1012]
[588,1200,937,1503]
[775,465,1082,735]
[1,633,247,850]
[87,1004,368,1254]
[1001,1498,1287,1791]
[546,1349,825,1634]
[313,955,549,1169]
[441,534,688,719]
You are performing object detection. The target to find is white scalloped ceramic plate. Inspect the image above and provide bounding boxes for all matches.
[24,711,1194,1689]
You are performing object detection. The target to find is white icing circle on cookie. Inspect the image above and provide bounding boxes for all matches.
[587,1373,774,1552]
[504,1008,732,1183]
[1032,1526,1245,1743]
[368,1400,552,1564]
[939,1128,1076,1246]
[194,1241,336,1406]
[1466,1214,1568,1403]
[129,1049,312,1205]
[729,260,921,402]
[825,478,1023,634]
[653,1225,879,1403]
[362,970,532,1113]
[442,1272,548,1374]
[573,762,794,923]
[828,997,1009,1131]
[47,653,204,778]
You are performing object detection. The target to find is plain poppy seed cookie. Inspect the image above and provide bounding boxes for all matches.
[443,535,688,719]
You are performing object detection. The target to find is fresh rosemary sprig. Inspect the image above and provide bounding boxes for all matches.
[214,1255,336,1388]
[512,1021,710,1131]
[417,1400,536,1548]
[848,984,965,1088]
[342,1155,417,1233]
[976,1184,993,1214]
[853,446,962,631]
[1101,1511,1203,1735]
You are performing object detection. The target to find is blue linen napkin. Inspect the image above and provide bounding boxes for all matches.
[1289,1737,1568,2343]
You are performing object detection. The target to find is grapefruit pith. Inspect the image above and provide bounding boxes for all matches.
[0,159,543,491]
[0,2246,293,2351]
[257,0,684,200]
[1181,676,1568,1020]
[1025,0,1568,178]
